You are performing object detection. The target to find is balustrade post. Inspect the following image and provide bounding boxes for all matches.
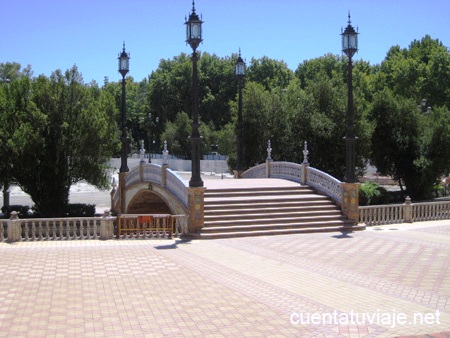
[404,196,412,223]
[7,211,21,243]
[100,210,115,240]
[341,183,359,223]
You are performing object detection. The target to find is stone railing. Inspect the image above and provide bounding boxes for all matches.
[142,163,163,186]
[241,163,266,179]
[124,166,141,187]
[270,161,302,183]
[306,167,343,205]
[359,197,450,225]
[1,211,188,243]
[166,169,189,208]
[241,160,342,205]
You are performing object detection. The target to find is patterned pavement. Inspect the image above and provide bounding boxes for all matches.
[0,220,449,337]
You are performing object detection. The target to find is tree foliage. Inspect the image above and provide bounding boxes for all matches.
[0,65,118,216]
[369,36,450,200]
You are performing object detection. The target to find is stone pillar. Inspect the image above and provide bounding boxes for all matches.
[161,164,168,188]
[233,169,245,179]
[301,141,310,185]
[341,183,359,223]
[300,163,308,185]
[266,159,272,178]
[119,172,127,214]
[139,159,144,182]
[404,196,412,223]
[100,210,114,240]
[7,211,21,243]
[187,187,206,233]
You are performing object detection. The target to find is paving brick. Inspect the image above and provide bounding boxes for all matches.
[0,221,449,337]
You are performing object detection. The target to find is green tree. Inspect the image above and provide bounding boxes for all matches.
[1,66,118,217]
[160,112,191,159]
[369,90,450,200]
[376,35,450,110]
[247,56,293,91]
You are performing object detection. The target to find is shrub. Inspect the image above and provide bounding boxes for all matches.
[1,205,33,219]
[359,182,391,205]
[65,204,96,217]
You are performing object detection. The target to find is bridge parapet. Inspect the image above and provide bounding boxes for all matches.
[241,163,266,179]
[166,169,189,208]
[242,160,342,205]
[306,167,342,205]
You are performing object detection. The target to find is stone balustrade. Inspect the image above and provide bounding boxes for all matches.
[1,211,187,243]
[359,197,450,225]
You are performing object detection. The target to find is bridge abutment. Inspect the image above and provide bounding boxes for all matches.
[341,182,359,223]
[187,187,206,233]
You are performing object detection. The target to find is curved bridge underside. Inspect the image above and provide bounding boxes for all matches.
[124,182,187,215]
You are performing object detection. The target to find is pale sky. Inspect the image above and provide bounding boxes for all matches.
[3,0,450,84]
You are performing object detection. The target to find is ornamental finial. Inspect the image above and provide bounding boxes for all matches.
[192,0,196,13]
[163,140,169,165]
[303,141,309,164]
[348,11,351,25]
[267,140,272,161]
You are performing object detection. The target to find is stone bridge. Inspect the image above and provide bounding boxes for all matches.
[111,159,360,237]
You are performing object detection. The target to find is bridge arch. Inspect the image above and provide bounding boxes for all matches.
[112,163,188,216]
[124,181,187,215]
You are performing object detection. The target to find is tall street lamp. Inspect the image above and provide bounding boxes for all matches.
[341,13,358,183]
[118,43,130,213]
[148,113,159,163]
[185,1,204,187]
[235,49,246,173]
[118,43,130,174]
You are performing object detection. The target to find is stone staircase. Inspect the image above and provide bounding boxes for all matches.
[188,182,365,239]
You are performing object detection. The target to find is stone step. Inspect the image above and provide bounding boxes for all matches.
[204,194,330,205]
[204,205,339,215]
[204,186,315,198]
[204,214,348,227]
[204,200,334,211]
[194,180,361,239]
[204,210,342,222]
[201,219,355,232]
[187,224,366,239]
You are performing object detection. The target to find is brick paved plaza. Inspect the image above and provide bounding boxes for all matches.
[0,220,449,337]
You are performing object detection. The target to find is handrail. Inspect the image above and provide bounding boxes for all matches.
[306,167,342,204]
[142,163,163,185]
[241,163,266,178]
[166,169,189,208]
[241,161,343,204]
[270,161,302,183]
